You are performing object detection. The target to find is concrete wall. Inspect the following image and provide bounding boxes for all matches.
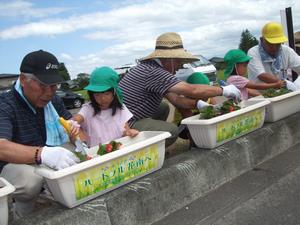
[11,111,300,225]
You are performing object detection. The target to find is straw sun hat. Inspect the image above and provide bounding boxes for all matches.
[141,32,199,63]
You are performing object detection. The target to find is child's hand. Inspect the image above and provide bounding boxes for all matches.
[123,128,139,138]
[68,120,80,137]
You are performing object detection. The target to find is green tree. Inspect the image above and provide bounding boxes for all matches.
[238,29,258,53]
[58,63,70,81]
[75,73,89,90]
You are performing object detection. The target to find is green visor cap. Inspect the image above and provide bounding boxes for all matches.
[224,49,252,79]
[186,72,210,85]
[85,66,123,103]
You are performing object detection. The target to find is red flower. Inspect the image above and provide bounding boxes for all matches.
[85,155,92,160]
[229,106,235,112]
[105,144,113,153]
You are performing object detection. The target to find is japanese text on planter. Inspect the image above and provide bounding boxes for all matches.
[74,144,159,200]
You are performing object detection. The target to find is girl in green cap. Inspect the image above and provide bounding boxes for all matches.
[224,49,285,100]
[73,66,139,147]
[186,72,217,105]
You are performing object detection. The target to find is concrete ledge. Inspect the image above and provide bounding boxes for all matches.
[11,112,300,225]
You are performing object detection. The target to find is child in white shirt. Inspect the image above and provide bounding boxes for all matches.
[73,66,138,147]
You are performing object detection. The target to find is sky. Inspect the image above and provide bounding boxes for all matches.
[0,0,300,79]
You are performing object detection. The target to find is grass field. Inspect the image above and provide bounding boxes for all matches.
[216,69,225,83]
[75,90,89,100]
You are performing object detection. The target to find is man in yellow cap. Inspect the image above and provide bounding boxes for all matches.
[247,22,300,89]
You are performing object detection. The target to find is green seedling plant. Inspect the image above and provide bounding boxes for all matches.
[75,141,123,162]
[97,140,123,156]
[200,99,241,119]
[262,88,291,98]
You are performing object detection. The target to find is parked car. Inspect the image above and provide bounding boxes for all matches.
[56,90,85,109]
[175,54,217,85]
[60,80,80,90]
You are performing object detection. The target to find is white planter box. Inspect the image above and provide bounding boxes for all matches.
[35,131,170,208]
[250,90,300,122]
[181,100,270,149]
[0,177,15,225]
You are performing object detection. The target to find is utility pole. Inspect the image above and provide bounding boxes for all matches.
[280,7,297,80]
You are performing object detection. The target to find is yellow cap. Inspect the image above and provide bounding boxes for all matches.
[262,22,288,44]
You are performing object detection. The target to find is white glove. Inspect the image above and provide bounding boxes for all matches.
[293,76,300,90]
[222,85,241,100]
[285,79,298,91]
[41,146,80,170]
[196,100,211,109]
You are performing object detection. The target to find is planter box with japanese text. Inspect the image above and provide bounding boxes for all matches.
[251,90,300,122]
[35,131,170,208]
[181,100,270,149]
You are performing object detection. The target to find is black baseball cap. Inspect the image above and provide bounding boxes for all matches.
[20,50,64,85]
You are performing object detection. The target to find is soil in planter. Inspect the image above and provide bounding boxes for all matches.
[75,141,123,162]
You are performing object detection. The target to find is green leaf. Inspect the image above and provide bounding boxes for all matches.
[262,88,290,98]
[74,152,86,162]
[97,145,106,156]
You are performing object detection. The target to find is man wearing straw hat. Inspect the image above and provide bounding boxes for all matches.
[119,32,241,147]
[247,22,300,90]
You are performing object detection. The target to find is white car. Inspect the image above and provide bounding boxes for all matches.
[114,63,136,79]
[175,54,217,85]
